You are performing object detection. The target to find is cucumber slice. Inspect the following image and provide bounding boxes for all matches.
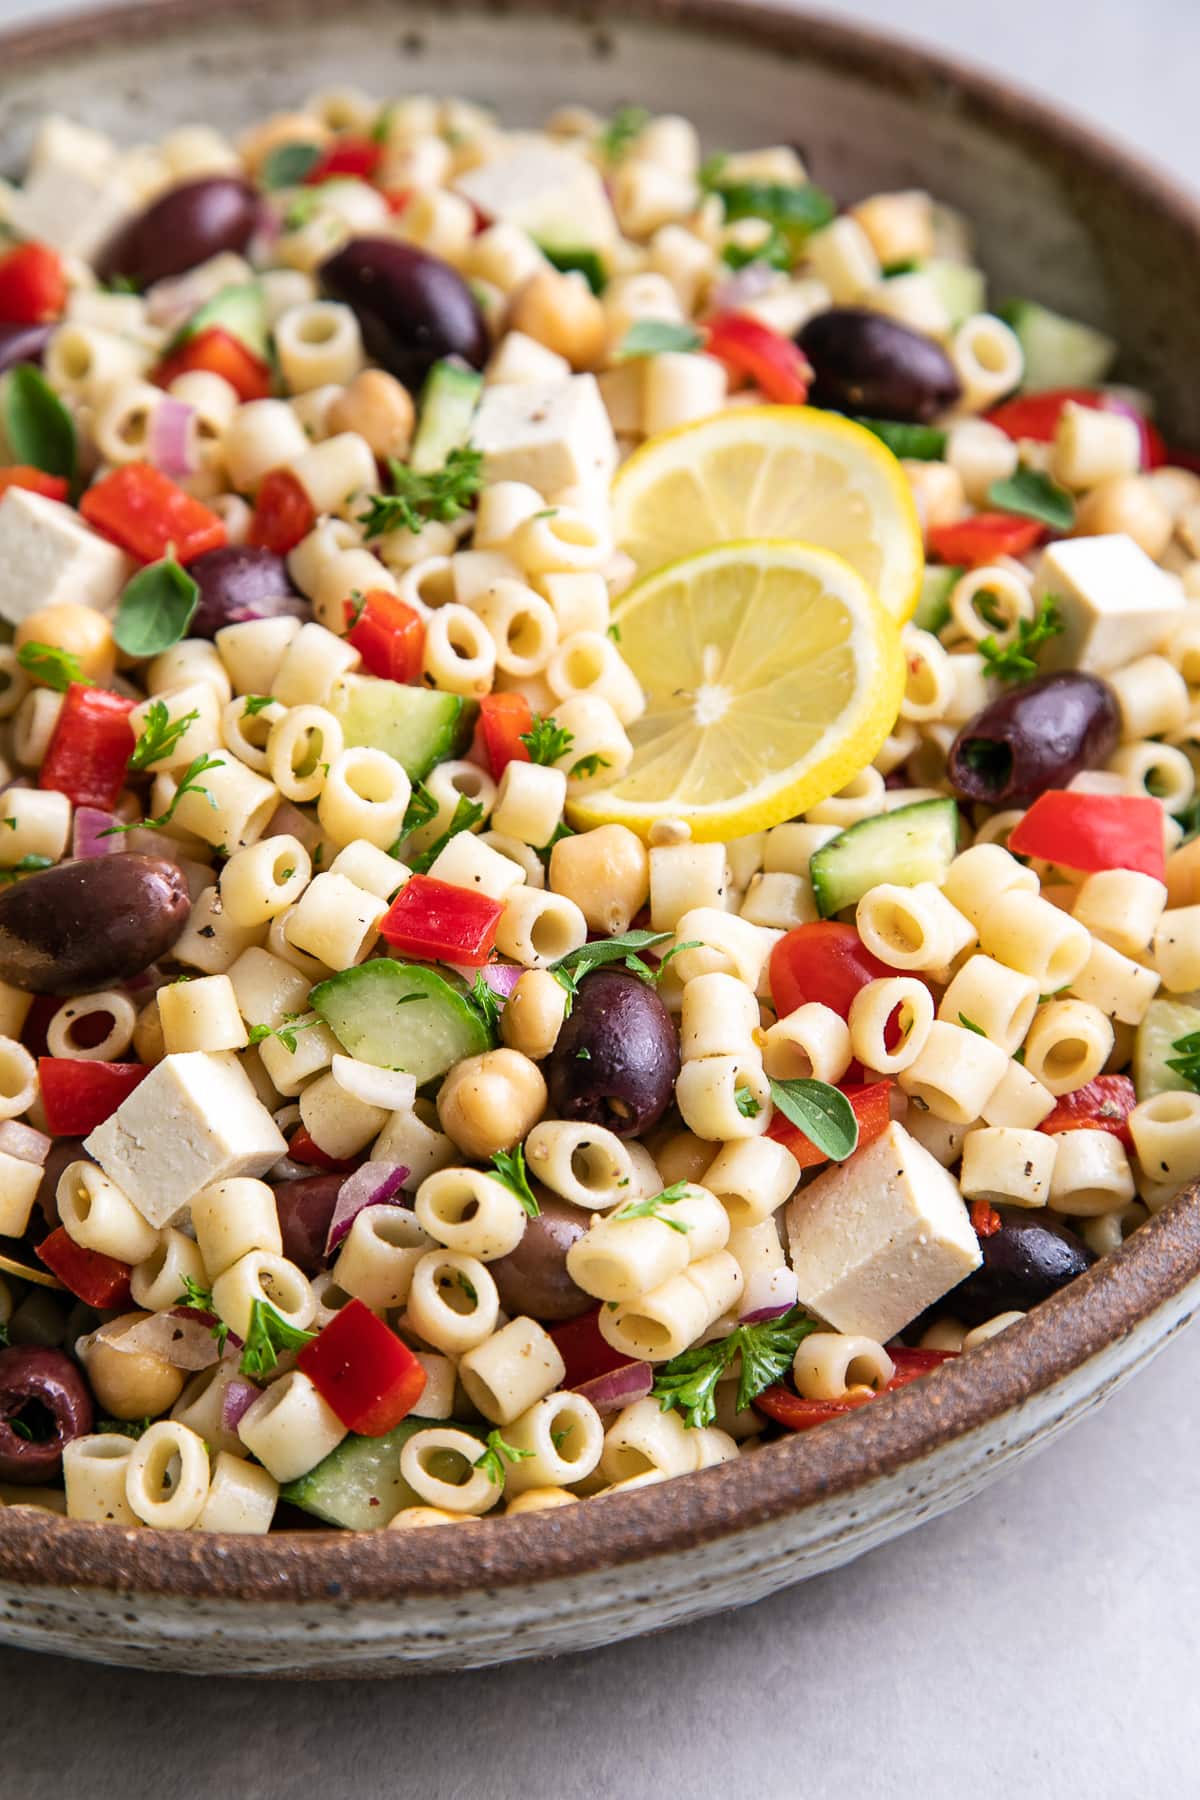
[921,259,986,329]
[175,282,269,361]
[410,358,484,474]
[332,673,466,782]
[809,797,960,917]
[310,959,492,1082]
[1133,995,1200,1101]
[998,299,1117,393]
[536,243,607,294]
[912,564,962,635]
[280,1417,432,1529]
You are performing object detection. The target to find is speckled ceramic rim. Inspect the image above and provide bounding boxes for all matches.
[2,0,1200,1603]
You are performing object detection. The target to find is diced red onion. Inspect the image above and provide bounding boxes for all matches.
[708,262,777,312]
[324,1160,409,1257]
[115,1310,223,1370]
[220,1375,261,1433]
[0,1119,51,1165]
[571,1361,653,1412]
[149,396,198,479]
[477,962,523,1000]
[72,807,120,859]
[739,1267,799,1322]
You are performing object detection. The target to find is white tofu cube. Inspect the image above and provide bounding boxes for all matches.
[784,1120,981,1342]
[10,115,137,260]
[0,488,134,626]
[1036,533,1184,675]
[84,1052,287,1228]
[473,375,617,493]
[455,137,617,248]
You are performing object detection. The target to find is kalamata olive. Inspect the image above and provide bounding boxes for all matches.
[318,237,488,390]
[545,969,680,1138]
[0,1344,93,1483]
[490,1193,591,1322]
[96,177,260,288]
[35,1139,87,1228]
[187,545,306,639]
[948,670,1120,807]
[0,855,191,995]
[274,1174,344,1274]
[797,307,962,422]
[0,326,53,376]
[951,1208,1095,1325]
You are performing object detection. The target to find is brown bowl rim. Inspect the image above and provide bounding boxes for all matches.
[2,0,1200,1604]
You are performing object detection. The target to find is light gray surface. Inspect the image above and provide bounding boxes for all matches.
[1,1,1199,1792]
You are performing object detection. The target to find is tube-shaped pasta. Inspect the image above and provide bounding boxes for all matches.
[524,1119,649,1210]
[598,1250,744,1363]
[977,890,1092,990]
[1049,1128,1136,1216]
[1021,999,1114,1097]
[702,1136,801,1228]
[959,1126,1056,1207]
[856,882,976,974]
[503,1391,605,1495]
[848,976,934,1074]
[937,955,1039,1053]
[413,1166,528,1261]
[457,1317,566,1425]
[404,1250,499,1353]
[792,1333,894,1400]
[896,1020,1009,1123]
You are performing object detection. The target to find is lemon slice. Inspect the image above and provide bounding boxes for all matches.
[569,540,905,841]
[612,406,923,623]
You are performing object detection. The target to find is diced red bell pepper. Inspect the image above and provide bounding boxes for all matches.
[1007,790,1165,882]
[247,468,316,555]
[704,311,812,404]
[35,1226,132,1308]
[304,136,382,185]
[970,1198,1002,1238]
[380,873,504,967]
[549,1307,632,1388]
[478,691,533,781]
[0,241,66,324]
[298,1297,427,1435]
[80,463,226,565]
[768,1078,893,1171]
[38,1058,149,1135]
[382,187,412,216]
[39,683,136,811]
[156,326,273,403]
[0,466,69,502]
[926,512,1047,565]
[288,1126,360,1174]
[1038,1075,1137,1151]
[754,1349,957,1431]
[985,388,1166,470]
[345,589,425,685]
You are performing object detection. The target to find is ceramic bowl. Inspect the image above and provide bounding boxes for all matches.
[1,0,1199,1678]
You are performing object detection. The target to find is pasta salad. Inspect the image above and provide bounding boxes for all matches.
[0,87,1196,1535]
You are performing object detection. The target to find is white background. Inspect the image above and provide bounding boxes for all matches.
[2,3,1200,1794]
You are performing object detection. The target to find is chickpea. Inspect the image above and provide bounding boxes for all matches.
[509,269,607,371]
[501,968,568,1061]
[505,1487,578,1515]
[1074,475,1173,561]
[436,1047,547,1160]
[132,998,166,1067]
[652,1129,715,1188]
[388,1506,481,1530]
[550,823,649,935]
[327,368,416,461]
[79,1313,187,1419]
[16,603,116,685]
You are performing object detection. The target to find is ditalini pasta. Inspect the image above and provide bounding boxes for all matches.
[0,87,1194,1535]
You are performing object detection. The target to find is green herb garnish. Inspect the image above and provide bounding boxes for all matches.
[767,1077,859,1161]
[474,1428,534,1486]
[261,141,323,188]
[616,320,704,360]
[102,750,224,836]
[986,467,1076,532]
[613,1179,692,1233]
[16,641,89,692]
[127,700,201,772]
[246,1015,318,1054]
[549,929,673,1012]
[407,793,485,875]
[978,597,1064,684]
[2,363,76,481]
[113,557,200,659]
[651,1306,819,1428]
[490,1143,540,1218]
[596,105,649,162]
[520,714,574,765]
[239,1299,316,1378]
[358,445,484,537]
[853,418,948,461]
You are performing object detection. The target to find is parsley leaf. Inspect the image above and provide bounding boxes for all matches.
[986,467,1076,532]
[102,749,224,836]
[16,640,89,692]
[474,1428,535,1486]
[613,1180,692,1233]
[239,1298,316,1377]
[176,1274,230,1353]
[246,1014,318,1054]
[549,929,673,1012]
[651,1306,819,1428]
[735,1088,762,1118]
[616,320,704,360]
[1166,1031,1200,1089]
[699,171,836,250]
[407,793,485,875]
[358,445,484,537]
[958,1013,986,1037]
[490,1143,540,1218]
[391,780,440,855]
[520,714,574,765]
[127,700,201,772]
[767,1077,859,1161]
[978,597,1065,684]
[242,694,276,717]
[596,104,649,162]
[569,752,611,779]
[465,969,505,1035]
[96,1416,152,1438]
[853,417,948,461]
[113,557,200,659]
[0,854,54,882]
